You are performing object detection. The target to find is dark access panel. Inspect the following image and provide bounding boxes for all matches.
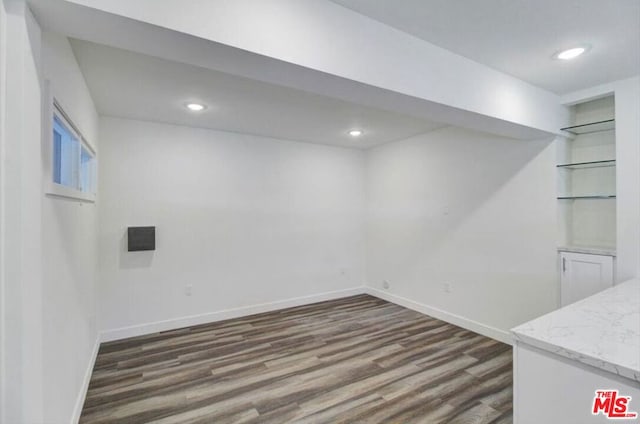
[128,226,155,251]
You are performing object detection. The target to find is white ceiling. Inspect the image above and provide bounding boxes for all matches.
[70,39,445,149]
[330,0,640,94]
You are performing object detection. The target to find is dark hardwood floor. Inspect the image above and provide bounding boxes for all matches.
[80,294,513,424]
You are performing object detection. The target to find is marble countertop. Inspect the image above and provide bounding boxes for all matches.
[512,278,640,382]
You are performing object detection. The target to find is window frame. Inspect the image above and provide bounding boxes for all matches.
[44,89,97,203]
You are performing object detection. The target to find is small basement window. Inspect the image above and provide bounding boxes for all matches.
[48,104,96,201]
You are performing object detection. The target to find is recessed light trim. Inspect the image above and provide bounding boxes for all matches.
[348,129,363,137]
[554,45,590,60]
[185,103,206,112]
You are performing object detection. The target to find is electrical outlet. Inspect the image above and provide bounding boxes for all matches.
[185,284,193,296]
[443,282,452,293]
[383,280,390,289]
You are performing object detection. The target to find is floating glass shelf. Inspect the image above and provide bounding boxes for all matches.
[556,159,616,169]
[561,119,615,135]
[557,195,616,200]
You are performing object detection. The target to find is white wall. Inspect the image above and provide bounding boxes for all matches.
[43,32,98,144]
[41,32,100,424]
[0,7,100,424]
[98,118,365,338]
[365,127,558,341]
[0,1,7,419]
[0,1,44,422]
[613,77,640,282]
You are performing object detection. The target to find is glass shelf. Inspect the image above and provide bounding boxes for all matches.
[556,159,616,169]
[557,195,616,200]
[560,119,615,135]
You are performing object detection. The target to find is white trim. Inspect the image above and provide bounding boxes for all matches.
[513,340,520,424]
[45,184,96,203]
[365,287,513,345]
[0,3,7,420]
[558,75,639,106]
[53,101,96,154]
[100,285,513,345]
[560,83,615,106]
[100,286,366,342]
[70,335,100,424]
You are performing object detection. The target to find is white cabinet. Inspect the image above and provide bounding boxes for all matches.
[560,252,614,306]
[514,343,640,424]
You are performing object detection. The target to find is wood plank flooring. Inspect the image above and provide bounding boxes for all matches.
[81,295,513,424]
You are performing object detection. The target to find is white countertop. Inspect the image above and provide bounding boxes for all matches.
[512,278,640,382]
[557,245,616,257]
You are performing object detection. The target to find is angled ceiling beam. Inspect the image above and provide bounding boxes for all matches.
[29,0,570,139]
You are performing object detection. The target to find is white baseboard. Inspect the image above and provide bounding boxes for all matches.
[100,285,512,345]
[100,286,366,342]
[365,287,513,345]
[70,335,101,424]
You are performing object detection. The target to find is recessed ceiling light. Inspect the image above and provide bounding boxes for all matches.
[348,129,363,137]
[185,103,206,112]
[554,45,590,60]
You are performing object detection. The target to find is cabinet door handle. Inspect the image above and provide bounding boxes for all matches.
[562,257,566,273]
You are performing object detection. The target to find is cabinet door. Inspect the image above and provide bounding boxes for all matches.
[560,252,614,306]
